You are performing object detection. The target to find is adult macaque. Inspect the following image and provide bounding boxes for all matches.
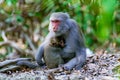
[36,12,86,70]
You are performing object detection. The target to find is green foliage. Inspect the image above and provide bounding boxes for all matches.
[96,0,117,42]
[6,0,17,6]
[0,35,3,42]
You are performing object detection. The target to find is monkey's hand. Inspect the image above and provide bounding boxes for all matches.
[58,64,71,71]
[37,60,45,66]
[63,64,73,70]
[63,58,77,70]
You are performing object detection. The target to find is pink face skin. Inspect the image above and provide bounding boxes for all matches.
[51,20,61,32]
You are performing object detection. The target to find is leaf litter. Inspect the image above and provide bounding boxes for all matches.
[0,49,120,80]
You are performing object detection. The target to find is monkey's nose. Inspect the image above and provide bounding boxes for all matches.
[53,26,58,32]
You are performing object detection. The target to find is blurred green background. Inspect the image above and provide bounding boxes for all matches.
[0,0,119,57]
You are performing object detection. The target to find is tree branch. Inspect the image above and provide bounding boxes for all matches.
[0,41,35,58]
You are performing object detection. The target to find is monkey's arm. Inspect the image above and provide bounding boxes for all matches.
[15,44,45,69]
[63,48,86,70]
[35,32,55,67]
[63,19,86,70]
[75,48,86,69]
[35,44,45,66]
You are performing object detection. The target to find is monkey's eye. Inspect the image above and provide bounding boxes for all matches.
[51,20,60,23]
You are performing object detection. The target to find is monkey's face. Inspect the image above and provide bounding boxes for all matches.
[51,20,61,32]
[49,20,70,36]
[49,13,70,36]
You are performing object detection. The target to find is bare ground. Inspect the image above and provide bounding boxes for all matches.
[0,49,120,80]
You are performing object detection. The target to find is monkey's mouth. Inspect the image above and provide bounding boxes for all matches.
[54,31,62,36]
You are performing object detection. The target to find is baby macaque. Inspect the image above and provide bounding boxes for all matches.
[49,36,65,48]
[44,36,65,68]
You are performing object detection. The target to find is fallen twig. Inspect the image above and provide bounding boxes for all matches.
[0,65,21,73]
[0,58,32,68]
[44,67,63,73]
